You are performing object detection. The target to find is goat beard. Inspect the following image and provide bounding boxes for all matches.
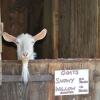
[22,58,29,84]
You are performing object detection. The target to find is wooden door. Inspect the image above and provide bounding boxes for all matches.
[0,59,99,100]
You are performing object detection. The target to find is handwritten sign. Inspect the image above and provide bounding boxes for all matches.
[55,69,89,96]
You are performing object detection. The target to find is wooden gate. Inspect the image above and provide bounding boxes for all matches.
[0,59,100,100]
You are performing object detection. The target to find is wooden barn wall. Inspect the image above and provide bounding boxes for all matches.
[58,0,98,58]
[43,0,99,58]
[0,0,100,59]
[1,0,28,60]
[1,0,44,60]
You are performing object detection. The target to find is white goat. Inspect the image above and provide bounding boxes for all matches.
[2,28,47,84]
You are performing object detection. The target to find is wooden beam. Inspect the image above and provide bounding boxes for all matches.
[52,0,59,58]
[2,74,53,82]
[0,7,3,85]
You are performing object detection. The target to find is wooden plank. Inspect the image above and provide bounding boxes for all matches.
[97,0,100,57]
[43,0,53,58]
[29,60,49,100]
[0,61,2,85]
[0,0,2,88]
[52,0,59,58]
[2,74,53,82]
[59,0,71,58]
[96,0,99,57]
[0,6,3,85]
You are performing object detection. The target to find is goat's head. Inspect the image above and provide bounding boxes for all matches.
[3,28,47,60]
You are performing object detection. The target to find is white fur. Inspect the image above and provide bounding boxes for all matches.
[22,62,29,84]
[3,29,47,84]
[16,34,36,60]
[16,34,36,84]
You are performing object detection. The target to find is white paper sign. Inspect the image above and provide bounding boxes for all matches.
[55,69,89,96]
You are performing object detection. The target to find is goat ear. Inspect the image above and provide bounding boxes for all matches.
[33,28,47,41]
[2,32,16,43]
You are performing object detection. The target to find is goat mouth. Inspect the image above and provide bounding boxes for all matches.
[21,55,29,60]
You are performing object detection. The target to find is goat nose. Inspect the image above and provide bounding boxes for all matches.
[23,52,28,57]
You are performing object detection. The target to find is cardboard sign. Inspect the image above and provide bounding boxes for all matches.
[55,69,89,96]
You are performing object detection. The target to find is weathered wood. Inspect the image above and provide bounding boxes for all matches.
[59,0,97,58]
[52,0,59,58]
[43,0,53,58]
[97,0,100,57]
[2,0,28,60]
[0,3,3,85]
[2,74,53,82]
[0,59,100,100]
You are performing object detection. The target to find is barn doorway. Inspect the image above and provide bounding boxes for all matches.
[1,0,48,60]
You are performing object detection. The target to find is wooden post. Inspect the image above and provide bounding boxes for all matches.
[52,0,59,58]
[0,8,3,85]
